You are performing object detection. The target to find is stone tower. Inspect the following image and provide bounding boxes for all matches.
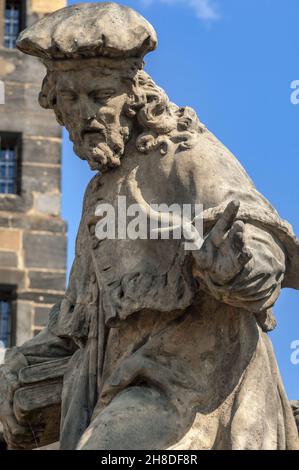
[0,0,67,349]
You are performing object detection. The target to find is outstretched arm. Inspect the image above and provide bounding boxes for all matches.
[192,200,286,314]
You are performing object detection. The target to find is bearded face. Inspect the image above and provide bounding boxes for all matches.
[55,68,132,172]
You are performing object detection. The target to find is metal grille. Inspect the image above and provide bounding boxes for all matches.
[4,1,21,49]
[0,299,11,348]
[0,136,18,194]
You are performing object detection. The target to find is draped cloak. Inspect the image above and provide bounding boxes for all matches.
[14,129,299,450]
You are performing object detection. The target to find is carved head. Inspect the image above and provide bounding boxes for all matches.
[17,2,204,172]
[40,63,136,171]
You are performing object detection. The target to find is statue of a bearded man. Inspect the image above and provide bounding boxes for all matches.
[0,3,298,450]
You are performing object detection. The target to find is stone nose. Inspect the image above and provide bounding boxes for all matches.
[78,96,98,121]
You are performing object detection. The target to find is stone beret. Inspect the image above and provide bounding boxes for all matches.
[16,2,157,62]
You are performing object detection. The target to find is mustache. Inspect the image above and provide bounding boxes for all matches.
[74,128,126,159]
[80,121,107,140]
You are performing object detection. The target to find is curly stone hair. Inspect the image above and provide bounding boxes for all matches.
[38,67,205,155]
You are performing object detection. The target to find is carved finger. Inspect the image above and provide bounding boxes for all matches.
[193,239,214,270]
[229,221,252,266]
[237,247,252,267]
[231,221,246,253]
[210,200,240,247]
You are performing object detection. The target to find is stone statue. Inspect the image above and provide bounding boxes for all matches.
[0,2,298,450]
[292,402,299,433]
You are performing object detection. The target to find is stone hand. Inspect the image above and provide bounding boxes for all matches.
[193,200,252,285]
[0,354,41,449]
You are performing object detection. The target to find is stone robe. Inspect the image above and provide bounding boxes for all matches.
[10,129,299,450]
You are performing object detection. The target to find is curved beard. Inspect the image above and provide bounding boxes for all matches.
[73,126,129,173]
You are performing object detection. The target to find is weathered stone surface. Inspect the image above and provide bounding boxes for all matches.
[5,81,59,119]
[0,57,15,77]
[13,358,68,448]
[34,305,51,327]
[0,215,10,228]
[0,49,45,85]
[1,2,299,452]
[33,328,42,337]
[0,229,21,252]
[19,357,69,385]
[28,270,65,291]
[22,165,61,193]
[0,106,61,138]
[0,269,25,289]
[291,401,299,434]
[10,215,67,233]
[0,251,18,268]
[18,291,63,305]
[0,0,4,48]
[0,0,67,451]
[35,441,59,450]
[17,2,157,61]
[0,193,33,213]
[23,232,66,270]
[0,421,6,450]
[22,137,62,165]
[14,379,62,445]
[15,301,33,346]
[33,192,61,216]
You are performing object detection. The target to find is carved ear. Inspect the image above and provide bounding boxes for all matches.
[39,72,59,106]
[38,90,50,109]
[38,73,64,126]
[123,101,137,118]
[38,90,64,126]
[39,74,54,109]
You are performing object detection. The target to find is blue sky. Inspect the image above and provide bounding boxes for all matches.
[64,0,299,399]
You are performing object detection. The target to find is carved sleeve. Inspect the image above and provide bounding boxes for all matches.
[198,223,286,313]
[4,302,77,367]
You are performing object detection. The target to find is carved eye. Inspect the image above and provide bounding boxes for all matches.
[60,91,78,102]
[90,95,108,105]
[89,89,115,104]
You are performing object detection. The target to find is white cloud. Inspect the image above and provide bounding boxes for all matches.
[140,0,219,21]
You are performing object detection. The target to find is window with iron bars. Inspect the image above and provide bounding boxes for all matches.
[0,132,22,194]
[0,288,15,349]
[3,0,25,49]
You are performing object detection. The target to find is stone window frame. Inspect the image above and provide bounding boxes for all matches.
[0,0,26,49]
[0,131,22,195]
[0,284,17,347]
